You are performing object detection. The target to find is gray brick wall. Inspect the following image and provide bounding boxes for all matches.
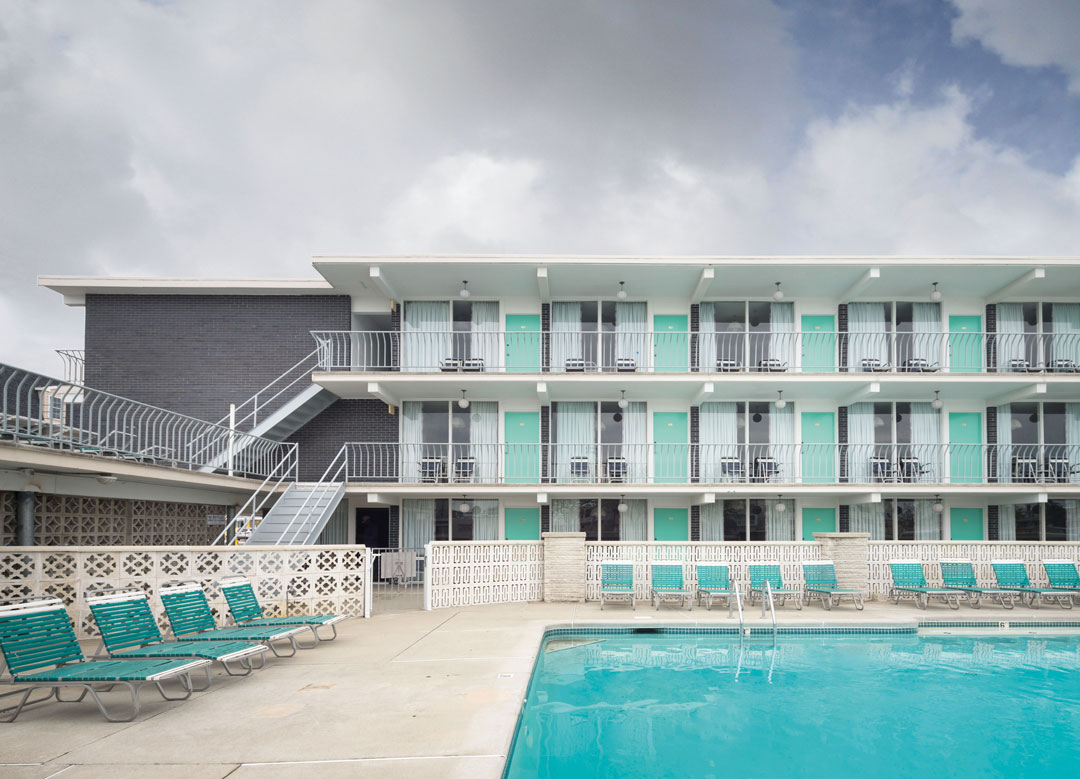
[84,294,351,422]
[287,399,398,480]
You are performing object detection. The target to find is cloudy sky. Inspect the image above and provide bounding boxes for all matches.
[2,0,1080,374]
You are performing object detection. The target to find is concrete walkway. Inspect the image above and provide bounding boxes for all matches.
[1,599,1073,779]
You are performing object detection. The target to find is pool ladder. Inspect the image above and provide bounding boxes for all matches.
[762,580,778,646]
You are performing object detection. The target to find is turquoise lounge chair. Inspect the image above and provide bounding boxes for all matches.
[696,564,732,611]
[887,561,959,610]
[801,561,863,610]
[219,577,348,640]
[748,564,802,610]
[599,562,636,610]
[159,582,308,656]
[650,563,692,610]
[1043,560,1080,602]
[86,587,267,684]
[991,561,1073,609]
[937,559,1014,609]
[0,597,208,722]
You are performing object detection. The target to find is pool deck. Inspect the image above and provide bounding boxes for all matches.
[2,599,1077,779]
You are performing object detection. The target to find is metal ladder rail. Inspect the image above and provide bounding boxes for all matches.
[763,580,778,646]
[729,582,745,634]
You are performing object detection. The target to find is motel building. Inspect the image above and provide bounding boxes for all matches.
[3,255,1080,618]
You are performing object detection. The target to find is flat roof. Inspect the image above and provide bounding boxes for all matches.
[39,276,336,306]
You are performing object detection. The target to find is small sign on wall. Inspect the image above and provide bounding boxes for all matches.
[206,514,227,526]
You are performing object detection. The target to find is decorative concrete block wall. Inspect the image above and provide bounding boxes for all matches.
[543,532,586,602]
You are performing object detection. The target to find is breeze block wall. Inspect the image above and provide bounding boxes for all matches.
[84,294,351,422]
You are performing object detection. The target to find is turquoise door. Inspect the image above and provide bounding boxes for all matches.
[504,411,540,483]
[653,315,689,372]
[505,315,541,372]
[654,411,688,483]
[802,508,836,540]
[504,508,541,540]
[949,508,983,541]
[949,316,981,374]
[801,412,835,483]
[949,412,982,484]
[801,315,835,372]
[653,508,689,541]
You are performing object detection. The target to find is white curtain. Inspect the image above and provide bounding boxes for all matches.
[911,303,940,366]
[698,303,717,371]
[470,402,498,483]
[769,302,795,369]
[848,403,876,483]
[619,499,647,541]
[913,500,940,540]
[555,402,595,482]
[402,401,423,482]
[769,403,795,482]
[1065,499,1080,541]
[615,302,647,369]
[700,502,723,541]
[403,301,451,372]
[849,503,885,540]
[766,499,794,540]
[1068,404,1080,482]
[1052,304,1080,368]
[996,303,1026,370]
[472,499,499,540]
[997,403,1012,484]
[551,499,579,532]
[470,302,500,371]
[848,303,888,371]
[910,402,939,478]
[551,303,582,370]
[623,402,647,482]
[700,402,738,481]
[402,499,435,548]
[998,504,1016,541]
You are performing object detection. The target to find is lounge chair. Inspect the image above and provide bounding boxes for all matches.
[801,561,863,610]
[937,560,1014,609]
[159,582,308,656]
[650,563,692,610]
[1043,560,1080,603]
[696,564,733,611]
[86,587,268,684]
[599,562,636,610]
[747,564,802,610]
[886,561,959,610]
[991,561,1073,609]
[219,577,348,641]
[0,597,208,722]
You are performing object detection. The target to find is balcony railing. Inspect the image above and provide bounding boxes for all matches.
[312,330,1080,374]
[341,442,1080,485]
[0,362,298,479]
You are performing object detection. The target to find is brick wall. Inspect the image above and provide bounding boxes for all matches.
[287,399,399,480]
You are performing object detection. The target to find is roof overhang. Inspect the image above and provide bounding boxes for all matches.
[39,276,335,306]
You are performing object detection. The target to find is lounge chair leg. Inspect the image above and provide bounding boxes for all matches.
[855,594,864,611]
[0,687,52,723]
[969,593,981,609]
[948,594,960,610]
[86,682,141,722]
[267,636,298,658]
[154,673,195,702]
[54,686,90,703]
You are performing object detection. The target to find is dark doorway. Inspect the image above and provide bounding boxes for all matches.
[357,507,391,580]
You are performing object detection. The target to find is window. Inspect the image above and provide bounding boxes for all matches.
[48,395,63,421]
[401,498,500,544]
[998,500,1079,541]
[699,300,795,371]
[551,498,638,540]
[849,499,941,540]
[1001,402,1073,483]
[847,301,940,371]
[711,498,794,541]
[550,300,647,371]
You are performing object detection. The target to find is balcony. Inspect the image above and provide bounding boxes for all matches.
[341,442,1080,487]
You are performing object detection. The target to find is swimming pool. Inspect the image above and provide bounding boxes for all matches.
[503,629,1080,778]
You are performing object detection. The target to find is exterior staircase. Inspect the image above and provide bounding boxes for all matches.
[244,481,346,545]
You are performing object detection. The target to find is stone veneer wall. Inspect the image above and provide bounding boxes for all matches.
[542,532,586,602]
[812,532,870,592]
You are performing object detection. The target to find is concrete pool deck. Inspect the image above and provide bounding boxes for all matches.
[2,599,1077,779]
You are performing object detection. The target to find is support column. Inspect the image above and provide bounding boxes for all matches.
[812,532,869,593]
[15,492,35,546]
[542,532,586,603]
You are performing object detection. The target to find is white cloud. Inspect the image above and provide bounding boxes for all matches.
[951,0,1080,93]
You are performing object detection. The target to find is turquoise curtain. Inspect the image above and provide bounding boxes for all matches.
[402,499,435,548]
[403,301,451,371]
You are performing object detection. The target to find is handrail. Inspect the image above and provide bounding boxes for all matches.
[729,582,744,631]
[277,444,349,545]
[763,579,777,646]
[215,348,322,432]
[211,446,299,545]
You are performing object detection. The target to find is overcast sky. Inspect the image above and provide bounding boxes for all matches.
[2,0,1080,374]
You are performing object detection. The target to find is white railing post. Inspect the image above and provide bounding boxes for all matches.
[364,546,373,618]
[227,403,236,477]
[423,543,433,610]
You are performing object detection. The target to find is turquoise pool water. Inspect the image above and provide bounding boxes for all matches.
[503,630,1080,778]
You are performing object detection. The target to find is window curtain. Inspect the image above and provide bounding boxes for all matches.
[909,402,939,476]
[623,402,647,482]
[700,502,723,541]
[1066,499,1080,541]
[911,303,941,366]
[997,403,1012,484]
[765,499,795,540]
[551,499,580,532]
[848,403,876,482]
[470,402,498,482]
[472,499,499,540]
[848,303,888,371]
[615,302,647,369]
[913,500,940,540]
[470,302,500,371]
[768,403,795,482]
[555,402,595,482]
[402,499,436,548]
[619,499,647,541]
[698,302,717,370]
[1067,404,1080,482]
[403,301,451,372]
[996,303,1025,370]
[402,401,423,482]
[1052,304,1080,368]
[998,504,1016,541]
[700,402,738,481]
[769,302,795,369]
[848,502,886,540]
[551,303,582,371]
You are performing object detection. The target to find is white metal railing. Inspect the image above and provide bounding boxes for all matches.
[278,444,349,545]
[0,362,297,478]
[212,447,300,545]
[214,349,322,433]
[55,349,84,384]
[311,330,1080,374]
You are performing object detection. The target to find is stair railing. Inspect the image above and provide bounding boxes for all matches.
[211,446,299,545]
[215,348,322,433]
[277,443,350,545]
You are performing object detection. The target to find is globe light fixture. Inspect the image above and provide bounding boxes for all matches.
[459,280,471,298]
[931,390,943,410]
[618,390,629,410]
[772,282,784,301]
[458,390,470,409]
[930,282,942,302]
[775,390,786,409]
[616,281,628,300]
[774,496,786,514]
